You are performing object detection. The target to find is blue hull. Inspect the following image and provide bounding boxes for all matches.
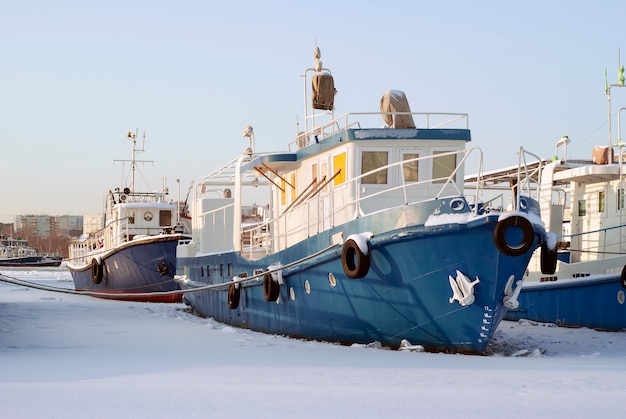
[179,215,540,353]
[0,256,62,267]
[504,276,626,330]
[69,236,183,303]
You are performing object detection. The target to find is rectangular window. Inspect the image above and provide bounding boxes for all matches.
[207,265,211,278]
[432,151,457,184]
[333,152,346,185]
[159,210,172,227]
[127,211,135,224]
[281,178,286,205]
[578,199,586,216]
[200,266,204,277]
[619,188,625,210]
[598,191,605,213]
[312,163,318,185]
[291,173,296,203]
[402,153,419,182]
[220,264,224,277]
[361,151,388,184]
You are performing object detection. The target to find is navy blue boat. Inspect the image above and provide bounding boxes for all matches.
[0,236,62,267]
[67,131,190,302]
[176,47,548,353]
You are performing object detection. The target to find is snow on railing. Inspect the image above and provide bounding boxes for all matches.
[291,111,469,151]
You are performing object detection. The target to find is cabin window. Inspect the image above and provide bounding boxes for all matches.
[200,266,204,277]
[220,264,224,277]
[402,153,419,182]
[578,199,586,216]
[228,263,233,277]
[291,173,296,203]
[159,210,172,227]
[312,163,318,185]
[333,152,346,185]
[619,188,625,210]
[361,151,388,184]
[207,265,211,278]
[281,178,286,205]
[432,151,457,183]
[598,191,605,213]
[322,162,328,191]
[127,211,135,224]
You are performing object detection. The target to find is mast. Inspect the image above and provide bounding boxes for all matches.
[115,129,150,193]
[301,45,334,133]
[606,49,625,164]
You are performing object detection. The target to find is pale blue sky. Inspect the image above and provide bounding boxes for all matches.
[1,0,624,223]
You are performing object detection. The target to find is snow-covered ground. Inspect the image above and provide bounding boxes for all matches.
[2,267,625,418]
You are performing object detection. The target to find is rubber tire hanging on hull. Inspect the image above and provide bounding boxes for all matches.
[540,243,558,274]
[493,216,534,257]
[621,265,626,290]
[228,283,240,309]
[341,239,370,279]
[91,258,103,285]
[263,271,280,302]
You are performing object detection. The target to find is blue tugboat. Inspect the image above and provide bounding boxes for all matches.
[67,131,190,302]
[176,47,547,353]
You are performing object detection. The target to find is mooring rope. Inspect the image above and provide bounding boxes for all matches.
[0,242,340,298]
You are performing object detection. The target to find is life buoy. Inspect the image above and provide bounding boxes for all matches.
[263,270,280,302]
[341,239,370,279]
[540,243,558,274]
[91,258,103,285]
[228,283,240,309]
[493,216,534,257]
[620,265,626,290]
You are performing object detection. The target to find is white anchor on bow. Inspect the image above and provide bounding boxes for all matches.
[448,270,480,306]
[503,275,523,309]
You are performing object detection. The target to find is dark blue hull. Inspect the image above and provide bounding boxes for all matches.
[504,275,626,330]
[0,256,61,267]
[68,236,183,303]
[179,216,540,353]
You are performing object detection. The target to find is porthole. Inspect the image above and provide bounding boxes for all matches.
[450,198,465,212]
[519,197,528,211]
[618,290,625,305]
[144,211,153,221]
[305,280,311,294]
[328,272,337,287]
[290,287,295,301]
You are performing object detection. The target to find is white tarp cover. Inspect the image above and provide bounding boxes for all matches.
[312,72,336,110]
[380,89,416,128]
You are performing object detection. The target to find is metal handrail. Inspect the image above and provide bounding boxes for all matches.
[238,146,483,256]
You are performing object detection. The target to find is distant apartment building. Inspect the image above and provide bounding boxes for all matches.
[13,214,84,238]
[83,214,104,235]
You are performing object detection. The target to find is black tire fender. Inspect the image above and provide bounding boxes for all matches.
[228,283,240,309]
[91,258,103,285]
[341,238,370,279]
[493,216,534,257]
[263,270,280,302]
[540,243,558,274]
[620,265,626,290]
